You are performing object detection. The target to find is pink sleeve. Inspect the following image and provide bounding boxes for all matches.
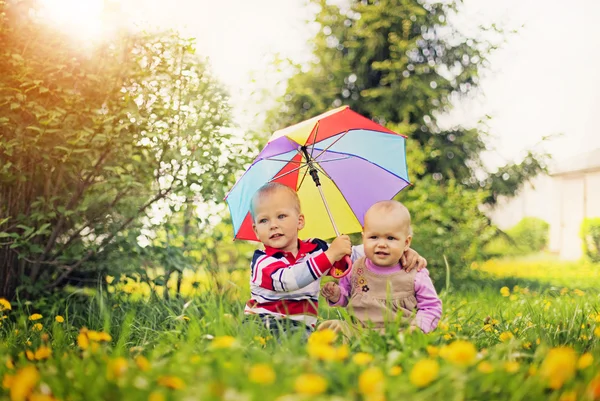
[414,268,442,333]
[328,274,352,307]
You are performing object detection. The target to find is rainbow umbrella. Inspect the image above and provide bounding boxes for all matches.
[225,106,410,276]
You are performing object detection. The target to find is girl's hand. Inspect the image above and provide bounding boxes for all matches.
[321,282,341,303]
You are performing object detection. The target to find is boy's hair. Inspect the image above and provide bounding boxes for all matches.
[366,200,413,235]
[250,182,301,220]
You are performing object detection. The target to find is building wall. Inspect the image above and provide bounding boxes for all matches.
[487,171,599,260]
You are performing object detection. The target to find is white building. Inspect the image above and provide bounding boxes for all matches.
[487,149,600,260]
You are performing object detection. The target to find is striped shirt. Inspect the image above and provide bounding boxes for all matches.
[244,239,364,327]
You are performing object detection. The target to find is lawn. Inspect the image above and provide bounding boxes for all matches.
[1,257,599,401]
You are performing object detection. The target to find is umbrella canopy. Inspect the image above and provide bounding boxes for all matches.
[225,106,410,242]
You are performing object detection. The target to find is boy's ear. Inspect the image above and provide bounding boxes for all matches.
[405,235,413,249]
[252,222,258,237]
[298,213,305,230]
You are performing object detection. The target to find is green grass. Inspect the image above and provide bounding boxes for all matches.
[1,259,600,401]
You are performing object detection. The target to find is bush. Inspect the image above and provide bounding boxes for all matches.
[580,218,600,263]
[509,217,550,252]
[484,217,549,257]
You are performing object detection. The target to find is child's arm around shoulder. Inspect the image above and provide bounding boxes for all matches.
[413,267,442,333]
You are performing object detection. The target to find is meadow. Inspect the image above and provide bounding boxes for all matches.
[1,257,599,401]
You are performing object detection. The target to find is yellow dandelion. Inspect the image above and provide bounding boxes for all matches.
[77,332,89,350]
[409,359,439,388]
[6,358,14,370]
[55,316,64,323]
[248,363,276,385]
[309,329,337,345]
[294,373,327,395]
[107,357,128,380]
[352,352,374,366]
[540,346,577,390]
[32,323,43,332]
[558,390,577,401]
[334,344,350,361]
[211,336,236,349]
[28,314,42,321]
[26,351,35,361]
[499,331,514,342]
[2,374,14,390]
[483,324,493,332]
[34,346,52,360]
[577,353,593,370]
[10,365,39,401]
[389,366,403,376]
[504,361,520,373]
[135,356,151,371]
[308,342,335,361]
[587,374,600,400]
[254,336,267,346]
[148,391,166,401]
[594,327,600,338]
[0,298,11,311]
[86,331,112,342]
[440,340,477,367]
[477,361,494,374]
[500,287,510,297]
[509,294,518,301]
[522,342,532,350]
[573,289,584,297]
[359,367,385,395]
[426,345,439,358]
[157,376,185,390]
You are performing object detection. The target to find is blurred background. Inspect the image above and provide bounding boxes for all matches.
[2,0,599,299]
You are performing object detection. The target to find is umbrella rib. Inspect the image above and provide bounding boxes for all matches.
[296,161,310,191]
[309,121,320,161]
[313,155,353,163]
[261,157,305,164]
[270,162,309,182]
[308,129,350,162]
[311,148,410,184]
[312,160,364,231]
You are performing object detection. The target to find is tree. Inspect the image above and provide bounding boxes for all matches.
[266,0,548,271]
[0,1,247,299]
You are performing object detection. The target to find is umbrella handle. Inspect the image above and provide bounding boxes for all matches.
[330,255,352,279]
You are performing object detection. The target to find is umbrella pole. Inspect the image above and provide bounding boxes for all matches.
[301,146,340,236]
[317,185,340,237]
[301,145,351,278]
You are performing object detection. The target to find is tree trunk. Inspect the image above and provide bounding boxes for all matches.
[0,247,21,300]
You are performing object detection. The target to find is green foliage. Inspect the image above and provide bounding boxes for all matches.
[0,1,250,298]
[581,217,600,263]
[484,217,549,258]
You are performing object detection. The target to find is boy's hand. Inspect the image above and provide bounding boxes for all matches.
[401,247,427,272]
[321,282,341,303]
[325,235,352,264]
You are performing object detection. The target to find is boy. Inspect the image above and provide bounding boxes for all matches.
[244,183,426,336]
[320,200,442,337]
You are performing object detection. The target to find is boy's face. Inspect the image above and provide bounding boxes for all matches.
[362,209,412,267]
[252,189,305,254]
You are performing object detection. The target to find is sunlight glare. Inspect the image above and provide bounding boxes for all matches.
[38,0,108,42]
